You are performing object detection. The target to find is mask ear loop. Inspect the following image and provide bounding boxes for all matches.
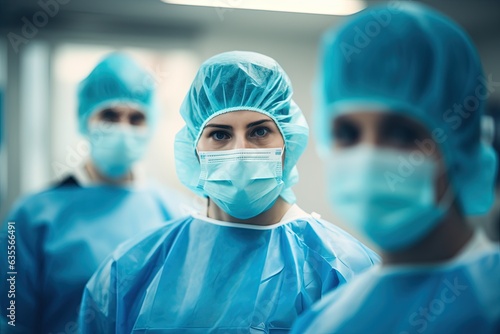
[434,160,457,217]
[277,145,286,181]
[194,146,211,216]
[193,147,212,216]
[195,147,208,191]
[438,185,456,212]
[280,145,286,156]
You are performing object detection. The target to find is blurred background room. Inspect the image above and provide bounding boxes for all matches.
[1,0,499,241]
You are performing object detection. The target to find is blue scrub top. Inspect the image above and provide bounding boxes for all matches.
[291,248,500,334]
[0,177,187,334]
[79,213,380,333]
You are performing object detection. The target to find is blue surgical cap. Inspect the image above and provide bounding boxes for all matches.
[77,53,158,134]
[316,3,497,215]
[174,51,309,202]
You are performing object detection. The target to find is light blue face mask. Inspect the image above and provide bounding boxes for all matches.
[88,123,150,178]
[197,147,285,219]
[327,146,453,251]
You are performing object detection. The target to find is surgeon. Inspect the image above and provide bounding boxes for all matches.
[0,53,187,333]
[78,51,379,333]
[291,3,500,334]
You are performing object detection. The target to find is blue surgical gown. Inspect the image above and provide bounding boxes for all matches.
[0,178,187,334]
[291,248,500,334]
[79,213,380,333]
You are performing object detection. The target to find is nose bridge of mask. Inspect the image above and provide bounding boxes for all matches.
[197,148,283,187]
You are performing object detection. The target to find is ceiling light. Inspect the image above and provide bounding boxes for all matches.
[161,0,366,16]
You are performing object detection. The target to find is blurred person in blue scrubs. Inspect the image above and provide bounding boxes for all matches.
[292,3,500,334]
[0,53,187,334]
[78,51,379,333]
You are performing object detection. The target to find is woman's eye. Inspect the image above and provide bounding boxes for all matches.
[211,131,230,141]
[100,109,120,123]
[333,122,359,147]
[251,127,269,138]
[130,113,146,126]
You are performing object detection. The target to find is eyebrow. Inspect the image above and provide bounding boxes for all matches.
[247,119,273,128]
[204,119,273,130]
[204,124,232,130]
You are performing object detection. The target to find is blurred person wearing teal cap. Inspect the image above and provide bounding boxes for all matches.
[78,52,159,179]
[78,51,379,333]
[292,3,499,334]
[0,53,188,334]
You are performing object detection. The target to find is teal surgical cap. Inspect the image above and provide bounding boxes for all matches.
[77,53,158,134]
[316,3,497,215]
[174,51,309,202]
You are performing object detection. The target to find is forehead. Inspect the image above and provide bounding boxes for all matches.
[206,110,275,125]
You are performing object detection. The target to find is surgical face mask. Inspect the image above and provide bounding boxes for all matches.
[327,145,452,251]
[197,147,285,219]
[88,123,150,178]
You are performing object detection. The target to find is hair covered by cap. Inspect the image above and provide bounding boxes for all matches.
[77,52,158,135]
[316,3,497,214]
[174,51,309,201]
